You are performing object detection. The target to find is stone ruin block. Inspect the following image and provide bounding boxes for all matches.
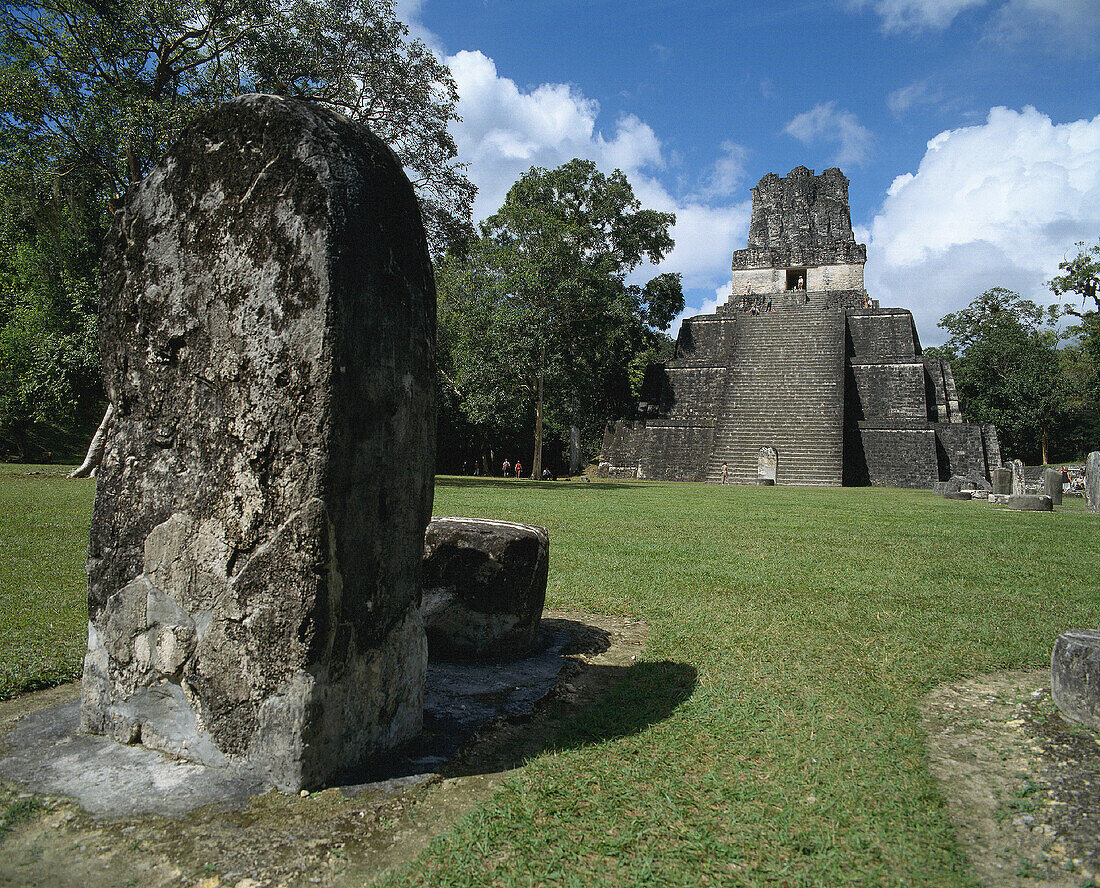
[1088,451,1100,514]
[422,518,549,661]
[1041,467,1063,506]
[1005,494,1053,512]
[991,467,1013,496]
[81,95,436,791]
[1052,630,1100,732]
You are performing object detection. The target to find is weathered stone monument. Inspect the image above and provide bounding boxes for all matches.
[1011,459,1026,496]
[1005,494,1053,512]
[1087,451,1100,514]
[80,95,436,791]
[422,518,549,661]
[599,167,999,486]
[757,446,778,485]
[991,467,1013,496]
[1052,630,1100,732]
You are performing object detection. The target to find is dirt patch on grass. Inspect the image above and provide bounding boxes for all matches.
[921,668,1100,888]
[0,612,647,888]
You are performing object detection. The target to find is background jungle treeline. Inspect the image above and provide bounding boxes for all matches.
[2,0,1098,472]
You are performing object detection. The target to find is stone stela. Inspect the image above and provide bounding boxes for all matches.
[80,95,437,792]
[599,166,1001,487]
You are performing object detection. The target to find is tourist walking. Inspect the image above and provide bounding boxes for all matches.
[721,462,729,484]
[502,458,511,477]
[515,460,522,478]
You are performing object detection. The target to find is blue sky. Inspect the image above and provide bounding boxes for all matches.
[398,0,1100,345]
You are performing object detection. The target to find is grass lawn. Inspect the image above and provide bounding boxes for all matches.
[2,469,1098,886]
[0,466,95,700]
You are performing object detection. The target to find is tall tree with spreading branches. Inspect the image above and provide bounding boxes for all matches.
[437,159,682,477]
[1,0,474,468]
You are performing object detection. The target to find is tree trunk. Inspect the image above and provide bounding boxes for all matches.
[532,361,544,480]
[569,420,582,476]
[69,403,114,478]
[1041,424,1050,467]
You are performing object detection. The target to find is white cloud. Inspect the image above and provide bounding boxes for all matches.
[865,106,1100,345]
[784,102,874,166]
[887,80,943,117]
[443,48,751,330]
[448,50,667,218]
[990,0,1100,49]
[699,140,750,199]
[850,0,988,32]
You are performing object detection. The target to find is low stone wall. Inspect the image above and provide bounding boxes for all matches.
[600,421,716,481]
[846,424,938,487]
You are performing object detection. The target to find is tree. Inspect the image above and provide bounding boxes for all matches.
[934,288,1063,463]
[1050,239,1100,403]
[437,159,683,476]
[1,0,472,251]
[1,0,474,466]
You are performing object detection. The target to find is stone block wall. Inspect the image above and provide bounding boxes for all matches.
[846,425,938,487]
[936,423,991,479]
[848,362,928,422]
[807,264,864,292]
[600,421,715,481]
[675,316,737,360]
[846,310,918,360]
[728,264,864,299]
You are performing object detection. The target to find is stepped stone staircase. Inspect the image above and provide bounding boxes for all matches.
[704,299,845,485]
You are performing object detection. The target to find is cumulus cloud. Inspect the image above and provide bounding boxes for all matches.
[698,140,750,199]
[865,106,1100,345]
[850,0,989,32]
[784,102,874,166]
[442,48,751,333]
[447,50,668,218]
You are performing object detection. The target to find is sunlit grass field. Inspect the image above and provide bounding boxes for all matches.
[2,468,1097,885]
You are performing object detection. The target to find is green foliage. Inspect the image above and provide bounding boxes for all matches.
[935,288,1066,462]
[0,0,473,459]
[1050,238,1100,419]
[437,159,683,471]
[0,0,472,252]
[0,178,104,460]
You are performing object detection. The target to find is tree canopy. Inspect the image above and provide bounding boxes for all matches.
[929,287,1095,464]
[0,0,474,460]
[436,159,683,475]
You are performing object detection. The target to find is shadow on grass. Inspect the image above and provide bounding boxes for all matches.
[440,620,697,779]
[434,476,642,491]
[342,618,695,785]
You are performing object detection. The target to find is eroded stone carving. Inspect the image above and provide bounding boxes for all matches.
[81,94,436,791]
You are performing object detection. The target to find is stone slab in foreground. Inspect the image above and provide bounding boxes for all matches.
[1052,630,1100,733]
[1005,494,1053,511]
[81,94,436,791]
[422,517,549,661]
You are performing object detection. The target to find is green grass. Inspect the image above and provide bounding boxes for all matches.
[2,470,1098,885]
[0,465,95,700]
